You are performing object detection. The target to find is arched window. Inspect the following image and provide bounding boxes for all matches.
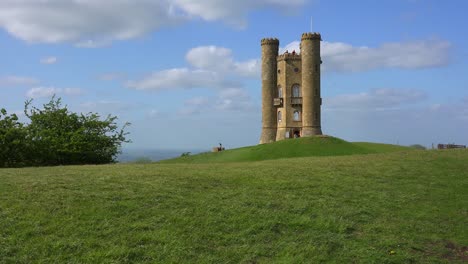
[293,110,300,121]
[278,111,282,123]
[292,84,301,97]
[278,86,283,98]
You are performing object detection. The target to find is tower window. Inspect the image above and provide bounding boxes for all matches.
[278,111,282,123]
[294,67,299,73]
[315,64,319,72]
[293,110,300,121]
[278,69,281,74]
[278,86,283,98]
[315,112,319,121]
[292,84,301,97]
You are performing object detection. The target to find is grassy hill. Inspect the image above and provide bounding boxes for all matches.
[162,136,410,163]
[0,147,467,263]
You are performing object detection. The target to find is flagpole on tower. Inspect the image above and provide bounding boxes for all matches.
[310,17,313,32]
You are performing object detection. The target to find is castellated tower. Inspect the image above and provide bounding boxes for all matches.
[301,32,323,136]
[260,38,279,144]
[259,33,323,144]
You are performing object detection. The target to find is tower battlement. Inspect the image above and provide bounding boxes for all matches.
[261,38,279,46]
[277,53,301,61]
[301,32,322,41]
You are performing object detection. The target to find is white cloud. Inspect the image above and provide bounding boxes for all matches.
[179,88,255,115]
[216,88,254,111]
[186,46,233,71]
[281,39,451,72]
[0,0,307,46]
[147,109,160,118]
[186,45,260,77]
[0,75,39,87]
[325,88,427,110]
[0,1,182,46]
[127,46,258,91]
[98,72,126,81]
[234,59,261,78]
[178,96,210,115]
[81,100,120,109]
[126,68,234,91]
[40,56,58,64]
[173,0,306,28]
[323,95,468,147]
[26,87,84,98]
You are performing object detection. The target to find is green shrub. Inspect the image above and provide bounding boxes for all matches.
[409,144,426,150]
[0,96,130,167]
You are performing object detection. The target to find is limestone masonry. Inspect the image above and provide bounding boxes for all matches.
[260,32,323,144]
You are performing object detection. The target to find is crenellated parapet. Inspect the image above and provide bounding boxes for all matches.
[261,38,280,46]
[301,32,322,41]
[277,53,301,62]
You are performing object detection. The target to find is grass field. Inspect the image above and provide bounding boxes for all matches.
[162,136,410,163]
[0,144,467,263]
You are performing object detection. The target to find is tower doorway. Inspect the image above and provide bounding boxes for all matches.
[293,130,301,138]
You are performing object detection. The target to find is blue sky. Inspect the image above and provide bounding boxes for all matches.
[1,0,467,150]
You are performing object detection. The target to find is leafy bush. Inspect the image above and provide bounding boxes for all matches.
[180,152,191,157]
[0,97,130,167]
[409,144,426,150]
[0,109,28,167]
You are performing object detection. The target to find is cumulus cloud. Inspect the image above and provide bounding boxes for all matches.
[186,46,234,71]
[325,88,428,110]
[127,45,259,91]
[179,88,255,115]
[0,0,307,46]
[98,72,126,81]
[324,95,468,147]
[0,1,182,46]
[281,39,451,72]
[26,87,84,98]
[0,75,39,87]
[126,68,239,91]
[40,56,58,64]
[164,0,305,28]
[80,100,133,113]
[216,88,255,111]
[186,45,260,77]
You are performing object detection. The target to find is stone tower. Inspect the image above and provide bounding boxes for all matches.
[259,32,323,144]
[260,38,279,144]
[301,32,323,136]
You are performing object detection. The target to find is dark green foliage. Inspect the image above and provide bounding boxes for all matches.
[0,97,129,167]
[409,144,427,150]
[0,109,28,167]
[180,152,191,157]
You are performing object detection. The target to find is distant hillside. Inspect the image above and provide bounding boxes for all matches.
[118,148,207,163]
[162,136,410,163]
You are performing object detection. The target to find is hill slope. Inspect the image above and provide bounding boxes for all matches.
[163,136,410,163]
[1,149,467,263]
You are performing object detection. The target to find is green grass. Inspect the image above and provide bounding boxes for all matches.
[0,149,467,263]
[162,136,410,163]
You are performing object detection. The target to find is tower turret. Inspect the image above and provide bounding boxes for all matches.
[260,38,279,144]
[300,32,323,136]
